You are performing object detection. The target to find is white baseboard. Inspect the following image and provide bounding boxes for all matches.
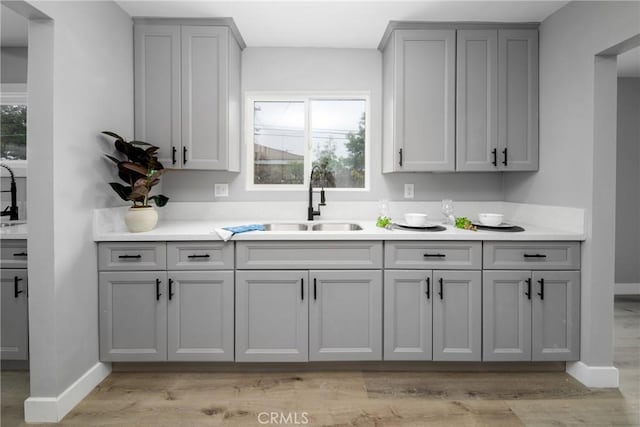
[567,361,619,388]
[24,362,111,423]
[615,282,640,295]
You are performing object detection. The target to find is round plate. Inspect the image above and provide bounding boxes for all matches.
[393,222,442,230]
[472,222,515,229]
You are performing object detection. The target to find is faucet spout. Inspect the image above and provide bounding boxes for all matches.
[0,163,19,221]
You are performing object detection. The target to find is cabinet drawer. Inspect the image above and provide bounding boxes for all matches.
[385,241,482,270]
[167,241,234,270]
[483,242,580,270]
[236,241,383,270]
[0,240,27,269]
[98,242,167,271]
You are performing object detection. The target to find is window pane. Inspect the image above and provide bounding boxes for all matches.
[311,100,365,188]
[0,105,27,160]
[253,101,305,185]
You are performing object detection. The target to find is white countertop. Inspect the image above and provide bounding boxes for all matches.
[0,222,27,239]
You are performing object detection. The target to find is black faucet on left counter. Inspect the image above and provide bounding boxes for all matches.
[0,163,19,221]
[307,165,327,221]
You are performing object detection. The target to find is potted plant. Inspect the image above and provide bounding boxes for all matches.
[101,131,169,232]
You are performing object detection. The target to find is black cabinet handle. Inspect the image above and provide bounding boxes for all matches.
[313,278,317,300]
[183,147,187,165]
[13,252,27,257]
[172,146,177,165]
[502,148,508,166]
[301,278,304,301]
[525,278,532,300]
[168,278,174,300]
[187,254,210,259]
[156,278,162,301]
[118,254,142,259]
[438,277,444,300]
[524,254,547,258]
[426,277,430,299]
[399,148,403,167]
[14,276,23,298]
[537,278,544,300]
[491,148,497,167]
[424,253,446,258]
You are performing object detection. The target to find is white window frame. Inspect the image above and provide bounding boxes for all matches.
[244,92,370,192]
[0,84,28,177]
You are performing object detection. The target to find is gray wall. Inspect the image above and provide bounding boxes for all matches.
[26,1,133,399]
[615,78,640,285]
[504,1,640,370]
[161,47,504,203]
[1,47,28,83]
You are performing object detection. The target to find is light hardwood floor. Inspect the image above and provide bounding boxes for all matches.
[2,296,639,426]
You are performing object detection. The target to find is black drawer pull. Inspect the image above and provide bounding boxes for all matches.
[313,278,317,300]
[301,278,304,301]
[13,252,27,257]
[399,148,403,167]
[168,278,174,300]
[425,277,430,299]
[524,254,547,258]
[502,148,508,166]
[14,276,23,298]
[537,278,544,300]
[172,146,177,165]
[119,254,142,259]
[491,148,497,167]
[156,278,162,301]
[525,278,532,300]
[183,146,188,165]
[438,277,444,300]
[424,253,446,258]
[187,254,210,259]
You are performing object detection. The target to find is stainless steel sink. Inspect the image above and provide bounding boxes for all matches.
[262,223,309,231]
[311,223,362,231]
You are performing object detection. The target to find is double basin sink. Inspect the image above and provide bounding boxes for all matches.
[262,222,363,232]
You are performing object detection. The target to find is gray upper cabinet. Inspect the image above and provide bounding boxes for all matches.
[498,29,539,171]
[134,20,243,171]
[384,270,432,361]
[456,30,499,171]
[235,270,309,362]
[1,269,28,360]
[382,29,456,172]
[432,270,482,361]
[309,270,382,361]
[167,271,234,361]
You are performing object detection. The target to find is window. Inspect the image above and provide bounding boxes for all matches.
[0,84,28,176]
[246,94,369,190]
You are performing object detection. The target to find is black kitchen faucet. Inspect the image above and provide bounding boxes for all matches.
[307,165,327,221]
[0,163,19,221]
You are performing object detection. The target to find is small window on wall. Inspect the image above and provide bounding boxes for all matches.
[246,94,369,191]
[0,85,28,175]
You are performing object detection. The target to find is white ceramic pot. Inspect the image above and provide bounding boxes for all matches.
[124,206,158,233]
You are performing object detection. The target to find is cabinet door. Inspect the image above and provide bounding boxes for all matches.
[181,26,229,170]
[483,271,532,361]
[384,270,432,361]
[235,271,308,362]
[99,271,167,361]
[167,271,234,361]
[456,30,499,171]
[1,270,28,360]
[309,270,382,361]
[394,29,456,171]
[433,270,482,361]
[134,25,181,168]
[532,271,580,361]
[498,29,539,171]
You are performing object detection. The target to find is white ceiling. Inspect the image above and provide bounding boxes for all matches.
[116,1,569,48]
[1,4,29,47]
[618,46,640,77]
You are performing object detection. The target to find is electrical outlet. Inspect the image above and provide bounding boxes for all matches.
[214,183,229,198]
[404,183,414,199]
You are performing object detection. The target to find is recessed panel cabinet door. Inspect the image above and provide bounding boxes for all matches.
[384,270,432,361]
[433,270,482,361]
[167,271,234,361]
[235,271,308,362]
[394,29,456,171]
[483,270,532,361]
[99,271,167,361]
[1,269,28,360]
[532,271,580,361]
[309,270,382,361]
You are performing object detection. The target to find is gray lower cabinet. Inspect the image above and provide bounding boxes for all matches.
[483,270,581,361]
[1,269,28,360]
[384,270,432,361]
[235,270,308,362]
[432,270,482,361]
[309,270,382,361]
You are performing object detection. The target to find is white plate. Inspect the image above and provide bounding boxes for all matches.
[394,221,441,230]
[472,222,515,229]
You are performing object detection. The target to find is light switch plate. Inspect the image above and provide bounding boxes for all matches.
[404,183,414,199]
[214,183,229,197]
